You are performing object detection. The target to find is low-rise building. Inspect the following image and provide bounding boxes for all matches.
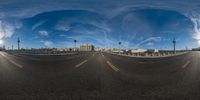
[57,48,74,51]
[192,47,200,51]
[0,47,5,51]
[80,44,94,51]
[147,49,159,53]
[131,49,147,53]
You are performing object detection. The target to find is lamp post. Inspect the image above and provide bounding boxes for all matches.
[74,40,77,51]
[118,41,122,54]
[17,37,20,50]
[172,38,176,54]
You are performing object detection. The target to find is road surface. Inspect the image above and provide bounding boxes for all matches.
[0,51,200,100]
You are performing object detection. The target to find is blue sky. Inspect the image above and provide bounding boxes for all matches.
[0,0,200,49]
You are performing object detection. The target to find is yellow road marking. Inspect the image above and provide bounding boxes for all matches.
[106,61,119,72]
[7,59,23,68]
[182,60,191,69]
[75,60,88,68]
[0,53,23,68]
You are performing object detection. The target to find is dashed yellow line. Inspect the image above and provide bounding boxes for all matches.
[106,61,119,72]
[182,60,191,69]
[75,60,88,68]
[0,53,23,68]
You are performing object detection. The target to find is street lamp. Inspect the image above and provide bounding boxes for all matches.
[17,37,20,50]
[172,38,176,54]
[118,41,122,54]
[74,39,77,51]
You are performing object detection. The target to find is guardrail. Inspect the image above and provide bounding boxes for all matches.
[106,51,189,58]
[4,50,94,56]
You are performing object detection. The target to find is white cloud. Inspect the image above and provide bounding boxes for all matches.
[55,25,71,32]
[0,20,22,47]
[137,37,161,46]
[0,39,4,46]
[41,40,53,47]
[39,30,48,36]
[0,20,16,39]
[59,34,67,37]
[191,17,200,45]
[32,20,47,30]
[146,42,154,46]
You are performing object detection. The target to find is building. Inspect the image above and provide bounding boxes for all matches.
[80,44,94,51]
[0,47,5,51]
[131,49,147,53]
[57,48,74,52]
[192,47,200,51]
[147,49,159,53]
[0,45,5,51]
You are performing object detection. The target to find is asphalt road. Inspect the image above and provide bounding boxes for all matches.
[0,51,200,100]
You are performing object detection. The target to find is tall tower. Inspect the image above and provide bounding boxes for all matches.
[17,37,20,50]
[172,38,176,54]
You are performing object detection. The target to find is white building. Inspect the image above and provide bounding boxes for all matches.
[80,44,94,51]
[131,49,147,53]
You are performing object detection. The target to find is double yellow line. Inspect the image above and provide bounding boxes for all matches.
[106,61,120,72]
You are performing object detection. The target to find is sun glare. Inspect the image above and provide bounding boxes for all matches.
[0,39,4,45]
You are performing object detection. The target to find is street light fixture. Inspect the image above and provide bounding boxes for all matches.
[74,39,77,51]
[118,41,122,54]
[172,38,176,54]
[17,37,20,50]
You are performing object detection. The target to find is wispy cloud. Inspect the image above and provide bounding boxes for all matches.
[55,25,71,32]
[191,16,200,45]
[32,20,47,30]
[146,42,154,46]
[0,20,22,40]
[137,37,161,47]
[39,30,48,36]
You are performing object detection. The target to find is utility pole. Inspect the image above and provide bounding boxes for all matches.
[17,37,20,50]
[172,38,176,54]
[74,39,77,51]
[12,45,13,50]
